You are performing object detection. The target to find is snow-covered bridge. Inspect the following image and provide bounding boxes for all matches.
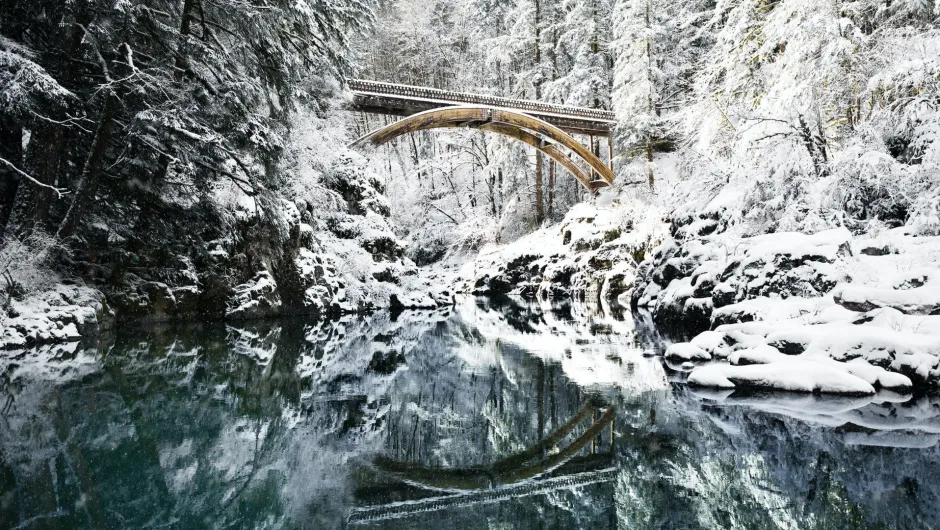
[347,79,616,191]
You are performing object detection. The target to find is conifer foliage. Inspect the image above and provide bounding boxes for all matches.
[0,0,374,242]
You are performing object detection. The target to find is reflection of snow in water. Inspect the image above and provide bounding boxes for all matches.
[454,297,668,395]
[1,298,940,529]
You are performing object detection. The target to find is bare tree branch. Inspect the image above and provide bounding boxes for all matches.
[0,156,69,198]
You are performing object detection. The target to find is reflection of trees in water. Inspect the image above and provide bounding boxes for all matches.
[1,299,939,529]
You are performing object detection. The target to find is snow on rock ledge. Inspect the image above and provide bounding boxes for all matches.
[688,360,878,396]
[665,342,711,362]
[633,226,852,329]
[634,207,940,392]
[833,284,940,315]
[1,285,111,349]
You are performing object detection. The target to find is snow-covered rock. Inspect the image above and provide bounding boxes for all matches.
[665,342,711,362]
[1,285,111,349]
[460,199,664,304]
[633,225,852,330]
[226,271,282,320]
[833,284,940,315]
[688,360,877,396]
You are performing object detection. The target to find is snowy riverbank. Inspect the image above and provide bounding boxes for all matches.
[458,179,940,395]
[645,207,940,395]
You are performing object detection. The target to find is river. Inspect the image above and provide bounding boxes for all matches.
[1,296,938,529]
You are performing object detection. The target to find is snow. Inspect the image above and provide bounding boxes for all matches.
[833,284,940,314]
[665,342,711,362]
[688,360,877,396]
[1,285,108,349]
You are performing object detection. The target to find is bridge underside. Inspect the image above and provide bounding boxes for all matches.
[347,403,617,524]
[347,80,616,192]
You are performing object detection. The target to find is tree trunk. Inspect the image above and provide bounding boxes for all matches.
[547,159,555,220]
[535,152,544,225]
[150,0,201,189]
[592,0,601,108]
[487,171,498,217]
[57,94,118,240]
[534,0,542,88]
[28,125,67,227]
[14,4,89,232]
[497,167,504,216]
[533,0,543,226]
[0,124,22,241]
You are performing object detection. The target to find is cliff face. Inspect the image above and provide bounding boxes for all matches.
[1,112,451,349]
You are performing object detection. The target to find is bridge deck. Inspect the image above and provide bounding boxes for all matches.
[348,79,615,136]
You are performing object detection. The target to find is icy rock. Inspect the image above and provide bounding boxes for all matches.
[728,344,789,365]
[842,358,913,392]
[711,297,819,327]
[712,229,851,308]
[689,330,732,358]
[1,285,110,349]
[226,271,282,320]
[633,230,850,331]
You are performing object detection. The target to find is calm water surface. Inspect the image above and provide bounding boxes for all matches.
[1,297,938,529]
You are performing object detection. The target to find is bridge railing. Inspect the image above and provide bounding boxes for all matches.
[348,79,615,124]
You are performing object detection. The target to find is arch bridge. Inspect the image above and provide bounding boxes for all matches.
[347,79,616,192]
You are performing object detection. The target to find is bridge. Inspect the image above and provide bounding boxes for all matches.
[347,79,617,191]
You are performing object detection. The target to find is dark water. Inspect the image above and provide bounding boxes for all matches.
[1,297,939,529]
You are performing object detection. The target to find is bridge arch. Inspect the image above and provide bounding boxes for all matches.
[350,106,616,191]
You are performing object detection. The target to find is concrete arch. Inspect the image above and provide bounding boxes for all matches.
[351,105,615,190]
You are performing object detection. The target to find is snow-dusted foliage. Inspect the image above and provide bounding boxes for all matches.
[610,0,940,235]
[0,0,449,336]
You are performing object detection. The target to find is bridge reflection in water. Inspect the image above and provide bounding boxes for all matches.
[349,401,616,525]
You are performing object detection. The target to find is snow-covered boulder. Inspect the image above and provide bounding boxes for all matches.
[634,227,853,332]
[711,229,852,308]
[461,199,659,302]
[833,284,940,315]
[665,342,711,362]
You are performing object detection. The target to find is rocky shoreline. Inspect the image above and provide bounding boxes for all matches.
[7,186,940,397]
[457,189,940,395]
[0,267,455,350]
